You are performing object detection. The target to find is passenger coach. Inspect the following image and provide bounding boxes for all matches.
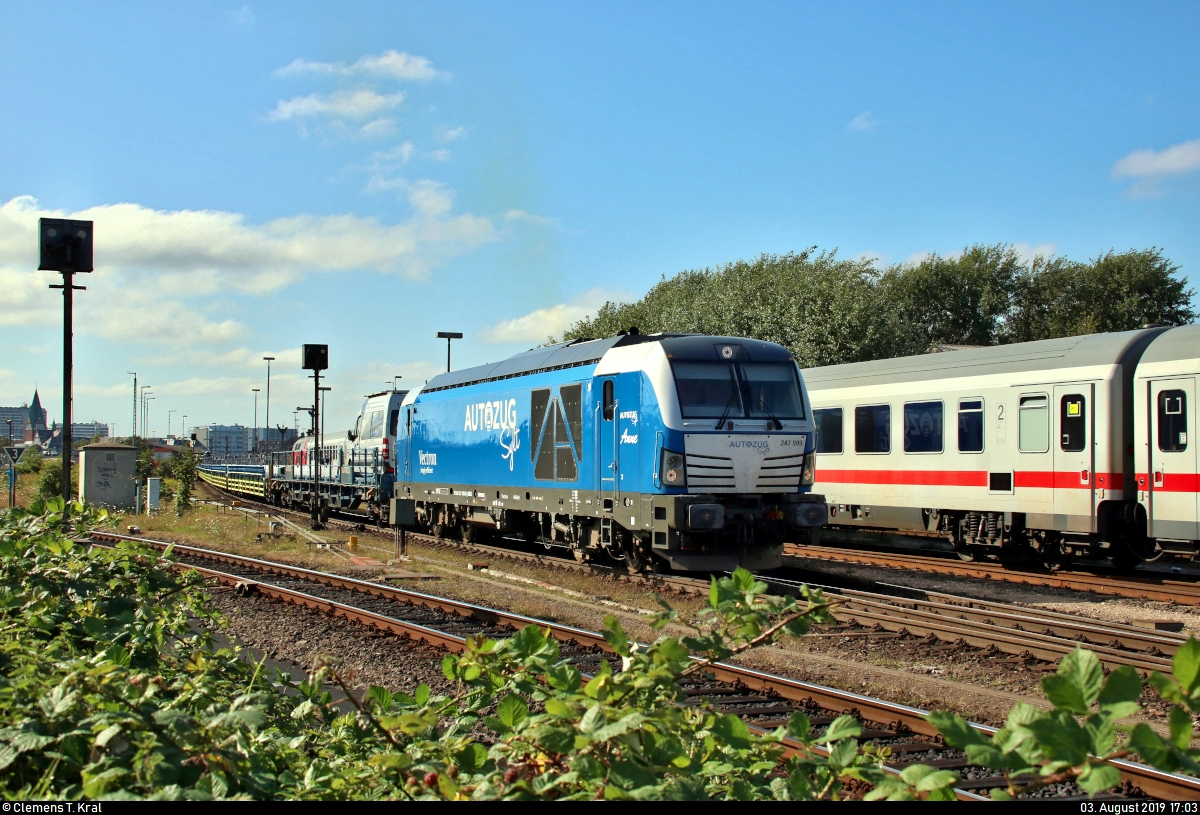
[803,329,1167,568]
[394,332,827,572]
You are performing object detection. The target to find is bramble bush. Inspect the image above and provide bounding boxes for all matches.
[1,501,1199,800]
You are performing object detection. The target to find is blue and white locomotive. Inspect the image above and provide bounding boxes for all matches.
[394,331,827,572]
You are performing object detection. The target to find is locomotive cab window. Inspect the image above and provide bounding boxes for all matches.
[854,404,890,454]
[903,401,943,453]
[1060,395,1086,452]
[1159,389,1188,452]
[1018,395,1049,453]
[958,399,984,453]
[814,408,843,454]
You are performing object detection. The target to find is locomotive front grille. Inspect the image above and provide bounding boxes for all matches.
[755,453,805,491]
[683,433,809,494]
[685,453,736,492]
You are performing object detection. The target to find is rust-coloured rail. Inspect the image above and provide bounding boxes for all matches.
[87,529,1200,801]
[785,543,1200,606]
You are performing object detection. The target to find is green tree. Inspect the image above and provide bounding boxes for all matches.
[15,446,41,475]
[1006,248,1196,342]
[881,243,1022,348]
[173,446,199,516]
[565,251,924,367]
[34,458,73,501]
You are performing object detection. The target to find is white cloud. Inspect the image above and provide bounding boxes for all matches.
[269,90,404,121]
[847,111,877,131]
[1113,139,1200,177]
[274,50,442,81]
[1013,242,1057,265]
[902,250,932,266]
[503,209,557,227]
[437,126,466,142]
[357,117,397,139]
[0,194,496,294]
[478,288,633,344]
[371,142,416,169]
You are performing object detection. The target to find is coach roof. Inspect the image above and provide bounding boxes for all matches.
[801,328,1167,388]
[1139,324,1200,367]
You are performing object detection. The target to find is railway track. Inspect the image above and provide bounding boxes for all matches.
[198,487,1192,676]
[785,543,1200,606]
[85,528,1200,800]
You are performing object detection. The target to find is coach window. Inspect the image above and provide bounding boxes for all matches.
[1018,395,1049,453]
[1158,390,1188,452]
[1060,395,1086,452]
[904,401,943,453]
[814,408,843,454]
[958,399,984,453]
[854,404,890,454]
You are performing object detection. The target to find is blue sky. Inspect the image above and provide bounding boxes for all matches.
[2,1,1198,437]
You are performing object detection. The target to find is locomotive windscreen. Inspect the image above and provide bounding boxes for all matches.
[671,362,805,419]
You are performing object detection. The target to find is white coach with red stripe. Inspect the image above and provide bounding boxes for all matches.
[803,327,1171,568]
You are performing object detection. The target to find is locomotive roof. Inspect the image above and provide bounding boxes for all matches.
[421,333,795,394]
[1139,324,1200,366]
[801,328,1167,388]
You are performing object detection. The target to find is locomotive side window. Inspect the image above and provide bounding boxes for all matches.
[1060,395,1086,452]
[561,383,584,458]
[1158,389,1188,452]
[531,389,551,462]
[1018,395,1049,453]
[854,404,890,454]
[602,380,615,421]
[903,401,943,453]
[958,399,984,453]
[814,408,843,454]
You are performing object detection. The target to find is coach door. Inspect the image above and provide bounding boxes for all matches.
[1147,379,1199,540]
[596,374,641,517]
[1053,385,1095,532]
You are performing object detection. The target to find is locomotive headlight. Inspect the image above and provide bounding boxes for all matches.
[661,448,686,487]
[801,452,816,486]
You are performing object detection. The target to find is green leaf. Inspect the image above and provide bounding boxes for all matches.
[821,714,862,743]
[1174,637,1200,692]
[827,737,858,768]
[1170,705,1193,750]
[365,686,392,711]
[602,615,630,657]
[441,653,459,681]
[927,711,988,748]
[414,684,430,706]
[786,711,811,741]
[1130,723,1175,769]
[731,567,756,593]
[453,743,488,772]
[1026,712,1090,765]
[712,714,752,750]
[579,705,605,735]
[1055,647,1104,708]
[591,713,648,744]
[368,752,412,770]
[1098,665,1143,708]
[545,697,574,718]
[1042,674,1088,715]
[1077,762,1122,795]
[915,768,960,793]
[547,663,581,693]
[496,693,528,731]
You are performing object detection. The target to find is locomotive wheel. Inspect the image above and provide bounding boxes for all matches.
[460,523,476,544]
[622,532,646,574]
